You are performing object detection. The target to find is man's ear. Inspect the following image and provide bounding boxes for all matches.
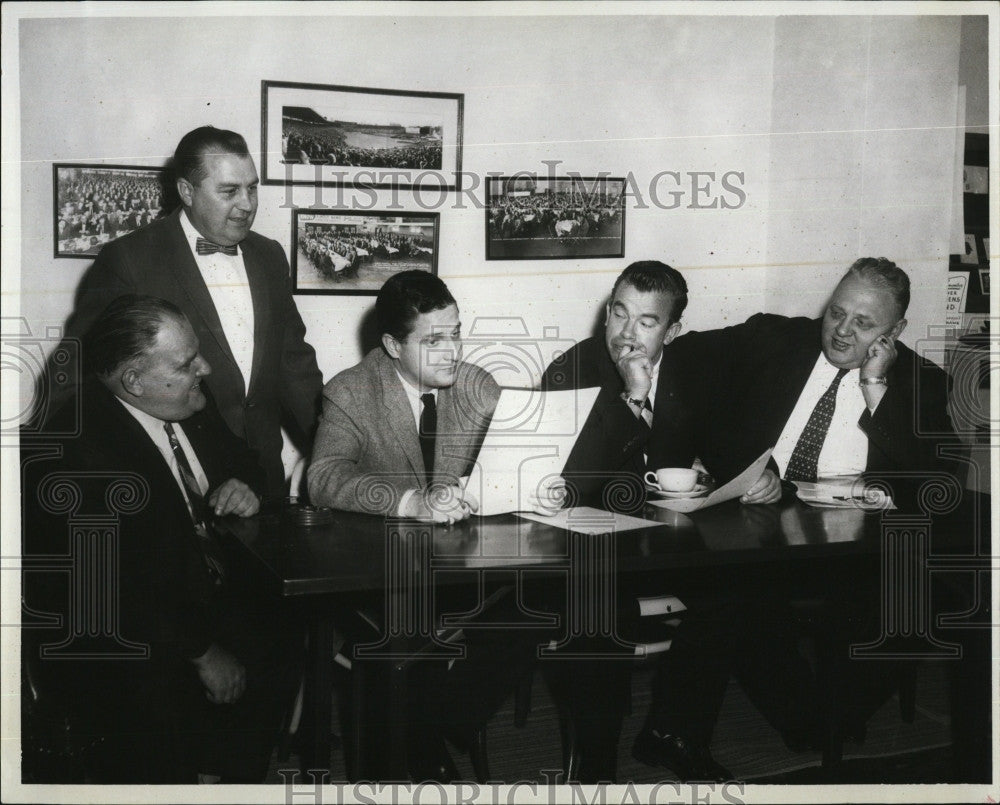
[604,302,611,326]
[176,177,194,208]
[889,319,908,341]
[662,321,682,347]
[120,367,143,397]
[382,333,401,359]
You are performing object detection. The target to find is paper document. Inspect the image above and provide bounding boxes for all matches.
[518,506,661,535]
[794,479,895,511]
[465,387,599,515]
[646,449,773,513]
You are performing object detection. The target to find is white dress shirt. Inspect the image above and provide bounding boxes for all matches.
[179,211,255,391]
[117,397,209,518]
[771,353,871,479]
[395,371,439,515]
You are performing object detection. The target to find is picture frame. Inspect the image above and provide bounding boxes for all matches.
[53,164,178,258]
[485,175,626,260]
[291,209,439,296]
[261,80,464,190]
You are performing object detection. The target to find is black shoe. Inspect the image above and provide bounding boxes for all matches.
[632,728,734,782]
[407,735,458,782]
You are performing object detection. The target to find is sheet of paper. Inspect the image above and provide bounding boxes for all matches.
[465,387,599,515]
[646,449,773,513]
[517,506,660,535]
[794,479,895,511]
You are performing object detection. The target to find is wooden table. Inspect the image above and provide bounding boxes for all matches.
[218,490,991,781]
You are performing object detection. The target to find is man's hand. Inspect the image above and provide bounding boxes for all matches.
[191,643,246,705]
[526,475,568,516]
[208,479,260,518]
[740,468,782,505]
[860,334,898,380]
[402,484,478,524]
[615,344,653,401]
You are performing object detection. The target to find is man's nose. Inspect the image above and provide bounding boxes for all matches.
[236,190,254,210]
[196,356,212,376]
[621,318,638,339]
[835,319,853,337]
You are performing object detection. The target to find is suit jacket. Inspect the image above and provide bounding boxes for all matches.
[307,348,501,515]
[66,208,323,497]
[540,336,697,511]
[669,314,958,489]
[24,379,266,678]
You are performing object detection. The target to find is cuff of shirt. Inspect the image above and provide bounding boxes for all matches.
[397,487,420,517]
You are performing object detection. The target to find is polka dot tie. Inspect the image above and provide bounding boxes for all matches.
[784,368,849,483]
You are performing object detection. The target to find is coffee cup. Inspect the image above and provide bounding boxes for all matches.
[645,467,698,493]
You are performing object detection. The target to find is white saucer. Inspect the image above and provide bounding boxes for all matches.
[645,483,710,500]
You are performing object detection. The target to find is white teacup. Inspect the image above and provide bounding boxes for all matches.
[645,467,698,493]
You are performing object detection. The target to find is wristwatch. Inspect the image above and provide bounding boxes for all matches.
[620,392,647,407]
[859,377,888,386]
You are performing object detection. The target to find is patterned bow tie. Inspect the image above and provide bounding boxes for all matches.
[196,237,238,256]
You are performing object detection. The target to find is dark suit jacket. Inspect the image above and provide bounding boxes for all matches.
[66,208,323,497]
[668,314,958,490]
[540,336,697,512]
[24,379,266,673]
[308,348,501,515]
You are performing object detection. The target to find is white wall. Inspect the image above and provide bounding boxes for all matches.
[13,10,971,391]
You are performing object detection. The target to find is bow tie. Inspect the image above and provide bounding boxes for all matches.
[196,237,238,256]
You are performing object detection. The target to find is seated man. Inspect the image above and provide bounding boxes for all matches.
[630,258,959,779]
[309,270,492,522]
[23,295,301,783]
[308,271,543,781]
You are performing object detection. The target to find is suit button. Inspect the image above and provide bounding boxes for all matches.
[246,399,256,409]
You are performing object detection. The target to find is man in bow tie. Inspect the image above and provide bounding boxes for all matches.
[67,126,323,499]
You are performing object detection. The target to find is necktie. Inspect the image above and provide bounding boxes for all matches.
[641,398,654,429]
[784,368,849,483]
[164,423,226,584]
[419,393,437,483]
[195,237,238,256]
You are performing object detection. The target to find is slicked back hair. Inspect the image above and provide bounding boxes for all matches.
[173,126,252,186]
[84,295,185,377]
[843,257,910,319]
[611,260,689,325]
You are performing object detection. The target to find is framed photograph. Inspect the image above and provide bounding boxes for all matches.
[262,80,463,190]
[959,233,979,264]
[485,175,626,260]
[979,268,990,295]
[53,164,178,258]
[291,209,439,295]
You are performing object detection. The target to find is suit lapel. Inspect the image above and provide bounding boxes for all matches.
[377,354,425,480]
[165,210,243,392]
[240,239,270,396]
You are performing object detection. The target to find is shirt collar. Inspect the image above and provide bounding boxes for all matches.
[179,208,241,256]
[395,369,437,403]
[116,394,168,430]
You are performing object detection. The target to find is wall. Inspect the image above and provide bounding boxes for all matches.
[12,10,973,398]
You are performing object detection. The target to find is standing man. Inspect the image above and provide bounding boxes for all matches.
[68,126,323,498]
[24,296,301,783]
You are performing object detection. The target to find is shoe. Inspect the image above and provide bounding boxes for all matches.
[407,734,458,782]
[632,728,734,782]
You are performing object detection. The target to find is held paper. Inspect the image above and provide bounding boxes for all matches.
[647,449,773,513]
[464,387,599,515]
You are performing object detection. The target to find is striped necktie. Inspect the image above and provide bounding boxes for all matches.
[164,422,226,584]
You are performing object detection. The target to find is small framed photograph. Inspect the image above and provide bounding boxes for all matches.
[485,175,626,260]
[291,209,439,296]
[53,164,178,258]
[979,268,990,295]
[262,80,463,190]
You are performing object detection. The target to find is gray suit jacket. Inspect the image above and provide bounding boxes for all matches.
[307,348,500,515]
[67,208,323,497]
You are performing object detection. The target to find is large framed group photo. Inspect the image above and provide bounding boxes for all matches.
[291,209,439,296]
[261,80,464,191]
[53,164,178,258]
[485,174,626,260]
